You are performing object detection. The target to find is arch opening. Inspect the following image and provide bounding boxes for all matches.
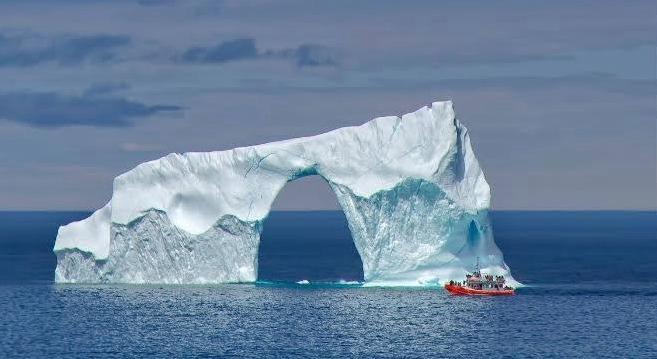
[257,175,364,283]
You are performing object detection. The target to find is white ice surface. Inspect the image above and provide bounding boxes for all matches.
[54,202,111,259]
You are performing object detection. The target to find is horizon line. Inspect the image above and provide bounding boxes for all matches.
[0,209,655,213]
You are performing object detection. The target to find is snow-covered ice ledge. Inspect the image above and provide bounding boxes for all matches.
[53,100,517,286]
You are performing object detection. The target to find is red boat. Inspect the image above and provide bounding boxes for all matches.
[444,258,515,296]
[444,283,515,296]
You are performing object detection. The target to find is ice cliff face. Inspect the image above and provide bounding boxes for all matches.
[54,101,516,286]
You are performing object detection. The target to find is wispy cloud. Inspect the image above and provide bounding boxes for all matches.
[293,44,338,67]
[178,37,338,67]
[180,38,258,64]
[82,82,131,97]
[0,91,181,128]
[0,33,130,67]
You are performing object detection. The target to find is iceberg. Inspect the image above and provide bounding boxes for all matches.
[53,100,517,286]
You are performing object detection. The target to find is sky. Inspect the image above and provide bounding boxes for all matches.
[0,0,655,211]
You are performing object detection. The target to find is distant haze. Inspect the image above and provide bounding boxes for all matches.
[0,0,654,210]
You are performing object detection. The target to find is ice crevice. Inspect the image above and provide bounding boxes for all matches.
[53,100,517,286]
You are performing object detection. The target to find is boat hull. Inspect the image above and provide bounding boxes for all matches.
[444,284,515,296]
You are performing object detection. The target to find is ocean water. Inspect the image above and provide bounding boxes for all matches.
[0,211,655,358]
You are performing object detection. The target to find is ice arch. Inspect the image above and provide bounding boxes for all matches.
[53,101,516,286]
[256,176,364,282]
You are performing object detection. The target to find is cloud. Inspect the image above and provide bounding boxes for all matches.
[294,44,337,67]
[0,33,130,67]
[180,38,258,64]
[179,38,338,67]
[365,72,657,96]
[0,91,181,128]
[181,0,654,68]
[83,82,131,97]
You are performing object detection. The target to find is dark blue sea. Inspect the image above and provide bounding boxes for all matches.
[1,211,655,358]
